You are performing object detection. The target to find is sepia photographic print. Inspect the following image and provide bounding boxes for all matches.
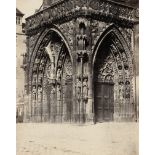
[16,0,139,155]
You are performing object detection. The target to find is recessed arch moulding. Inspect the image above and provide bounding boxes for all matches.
[23,18,138,123]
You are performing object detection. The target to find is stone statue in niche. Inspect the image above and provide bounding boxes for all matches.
[76,78,81,100]
[77,21,88,50]
[38,86,42,101]
[38,86,42,93]
[38,77,42,84]
[32,77,37,84]
[77,35,87,50]
[83,78,88,99]
[57,84,61,100]
[57,68,61,82]
[32,85,36,100]
[83,62,88,75]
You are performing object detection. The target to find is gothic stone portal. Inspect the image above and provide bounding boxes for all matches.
[94,32,134,122]
[23,0,138,123]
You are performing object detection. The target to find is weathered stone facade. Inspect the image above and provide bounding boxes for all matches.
[23,0,139,123]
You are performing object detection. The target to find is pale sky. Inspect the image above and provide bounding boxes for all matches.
[16,0,43,22]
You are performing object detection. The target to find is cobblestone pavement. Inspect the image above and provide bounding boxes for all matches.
[17,123,138,155]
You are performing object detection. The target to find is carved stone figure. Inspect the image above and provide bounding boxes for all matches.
[38,86,42,101]
[57,68,61,81]
[77,35,87,50]
[76,78,81,99]
[57,85,61,100]
[32,86,36,100]
[83,78,88,99]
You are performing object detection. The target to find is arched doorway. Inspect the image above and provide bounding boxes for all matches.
[93,27,134,123]
[30,28,73,122]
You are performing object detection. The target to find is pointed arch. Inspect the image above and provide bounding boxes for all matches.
[29,25,73,81]
[28,25,74,122]
[92,24,135,122]
[92,24,132,67]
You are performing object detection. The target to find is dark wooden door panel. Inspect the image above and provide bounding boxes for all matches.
[95,82,114,122]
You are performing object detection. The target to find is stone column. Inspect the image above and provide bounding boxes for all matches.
[74,18,93,123]
[86,53,94,123]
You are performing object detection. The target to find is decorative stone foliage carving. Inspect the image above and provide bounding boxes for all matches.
[96,53,115,83]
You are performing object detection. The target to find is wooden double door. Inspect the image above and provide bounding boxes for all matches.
[94,82,114,122]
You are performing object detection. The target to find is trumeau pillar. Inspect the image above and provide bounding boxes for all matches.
[87,53,94,123]
[73,18,94,123]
